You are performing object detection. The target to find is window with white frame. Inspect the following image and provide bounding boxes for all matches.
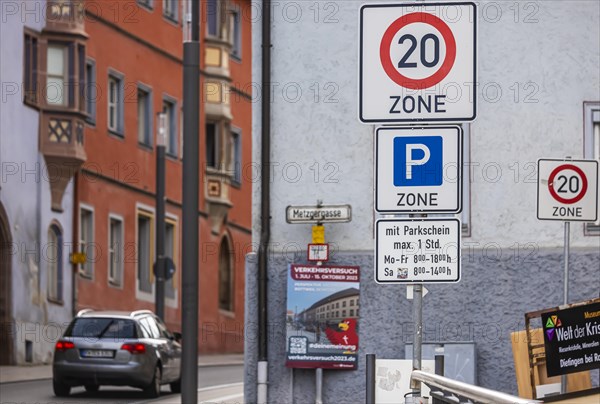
[108,72,124,135]
[79,207,94,278]
[47,224,63,302]
[109,216,124,286]
[138,86,152,146]
[28,32,84,110]
[137,211,154,293]
[163,0,177,21]
[46,43,68,106]
[163,98,177,156]
[584,102,600,236]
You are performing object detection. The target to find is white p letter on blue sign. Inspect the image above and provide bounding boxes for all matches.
[405,144,431,180]
[394,136,443,186]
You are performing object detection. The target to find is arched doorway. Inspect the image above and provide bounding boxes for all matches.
[0,202,13,365]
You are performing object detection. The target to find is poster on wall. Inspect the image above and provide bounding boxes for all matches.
[286,264,360,370]
[542,299,600,377]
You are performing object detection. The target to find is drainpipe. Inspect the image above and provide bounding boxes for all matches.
[257,0,272,403]
[72,172,79,317]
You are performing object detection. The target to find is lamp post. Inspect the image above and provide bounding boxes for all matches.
[155,113,167,320]
[181,0,200,401]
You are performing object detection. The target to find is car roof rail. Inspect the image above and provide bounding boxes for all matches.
[130,310,153,317]
[76,308,94,317]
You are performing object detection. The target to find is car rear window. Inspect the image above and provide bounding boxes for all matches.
[65,318,138,339]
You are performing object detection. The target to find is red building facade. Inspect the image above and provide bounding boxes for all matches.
[75,0,252,353]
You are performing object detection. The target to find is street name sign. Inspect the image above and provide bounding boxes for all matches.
[375,218,460,283]
[376,126,462,213]
[286,205,352,224]
[359,2,477,123]
[537,159,598,222]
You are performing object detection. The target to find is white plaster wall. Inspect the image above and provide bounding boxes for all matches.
[468,1,600,247]
[1,0,75,363]
[253,0,600,251]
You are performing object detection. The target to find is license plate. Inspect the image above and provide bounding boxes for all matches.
[81,349,114,358]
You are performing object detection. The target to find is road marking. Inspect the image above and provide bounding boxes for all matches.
[133,382,244,404]
[200,392,244,403]
[198,382,243,392]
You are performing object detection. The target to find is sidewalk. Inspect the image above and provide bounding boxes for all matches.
[0,354,244,384]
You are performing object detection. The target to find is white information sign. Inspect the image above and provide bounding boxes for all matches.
[376,126,462,213]
[375,218,460,283]
[359,2,477,123]
[537,159,599,222]
[307,244,329,261]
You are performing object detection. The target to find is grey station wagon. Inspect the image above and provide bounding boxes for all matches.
[52,309,181,397]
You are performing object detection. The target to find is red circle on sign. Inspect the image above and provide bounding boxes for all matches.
[380,12,457,90]
[548,164,588,204]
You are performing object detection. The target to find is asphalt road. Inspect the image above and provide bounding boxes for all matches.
[0,365,244,404]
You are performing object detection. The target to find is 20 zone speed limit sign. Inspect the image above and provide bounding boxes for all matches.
[537,159,599,222]
[359,2,476,123]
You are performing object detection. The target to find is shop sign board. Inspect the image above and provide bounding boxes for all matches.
[542,300,600,377]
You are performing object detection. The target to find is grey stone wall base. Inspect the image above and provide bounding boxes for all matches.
[244,249,600,403]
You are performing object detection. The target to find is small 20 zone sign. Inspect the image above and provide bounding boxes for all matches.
[537,159,599,222]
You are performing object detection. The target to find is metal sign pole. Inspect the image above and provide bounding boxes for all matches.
[411,283,423,394]
[315,368,323,404]
[315,200,324,404]
[410,212,426,394]
[560,220,570,394]
[560,155,572,395]
[563,221,570,305]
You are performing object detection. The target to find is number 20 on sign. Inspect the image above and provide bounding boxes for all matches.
[537,159,599,222]
[359,2,477,123]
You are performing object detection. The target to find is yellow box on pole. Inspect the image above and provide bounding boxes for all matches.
[70,252,87,265]
[312,225,325,244]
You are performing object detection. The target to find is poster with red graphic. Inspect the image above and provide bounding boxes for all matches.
[286,264,360,370]
[542,300,600,377]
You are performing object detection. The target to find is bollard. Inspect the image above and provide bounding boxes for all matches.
[366,354,376,404]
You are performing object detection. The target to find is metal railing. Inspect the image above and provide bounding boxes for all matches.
[411,371,543,404]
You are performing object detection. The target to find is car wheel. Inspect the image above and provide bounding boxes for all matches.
[144,366,161,398]
[84,384,100,393]
[170,378,181,393]
[53,378,71,397]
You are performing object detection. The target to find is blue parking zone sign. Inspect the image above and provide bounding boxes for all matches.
[393,136,443,186]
